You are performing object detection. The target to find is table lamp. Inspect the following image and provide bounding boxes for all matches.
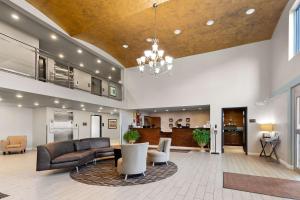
[260,124,274,138]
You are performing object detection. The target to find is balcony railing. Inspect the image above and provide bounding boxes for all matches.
[0,32,123,101]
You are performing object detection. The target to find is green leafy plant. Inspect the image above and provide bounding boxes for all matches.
[192,129,210,147]
[123,130,140,143]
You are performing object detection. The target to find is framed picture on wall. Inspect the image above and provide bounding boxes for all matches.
[169,118,173,122]
[108,119,117,129]
[186,118,190,122]
[109,86,117,97]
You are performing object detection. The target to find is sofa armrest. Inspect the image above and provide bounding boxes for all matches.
[20,137,27,150]
[0,140,9,152]
[36,145,51,171]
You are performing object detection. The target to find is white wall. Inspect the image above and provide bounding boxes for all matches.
[0,21,39,76]
[150,110,210,132]
[125,41,272,154]
[271,0,300,92]
[0,103,33,149]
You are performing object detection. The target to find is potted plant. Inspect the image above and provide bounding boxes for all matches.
[192,129,210,152]
[123,130,140,144]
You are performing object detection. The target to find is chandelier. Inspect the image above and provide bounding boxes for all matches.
[136,3,173,75]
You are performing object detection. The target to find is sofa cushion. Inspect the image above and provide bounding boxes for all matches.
[88,138,110,148]
[51,150,93,164]
[74,140,91,151]
[91,147,114,153]
[7,144,21,148]
[45,141,75,160]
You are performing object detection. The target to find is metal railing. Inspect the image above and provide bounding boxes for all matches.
[0,32,123,101]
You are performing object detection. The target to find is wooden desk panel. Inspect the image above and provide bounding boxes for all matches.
[134,128,160,145]
[172,128,198,147]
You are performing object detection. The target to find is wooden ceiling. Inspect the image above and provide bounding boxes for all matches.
[27,0,288,68]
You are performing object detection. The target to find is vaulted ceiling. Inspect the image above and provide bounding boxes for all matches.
[27,0,288,68]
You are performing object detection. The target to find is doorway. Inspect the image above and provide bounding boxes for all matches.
[292,85,300,170]
[91,115,102,138]
[222,107,248,154]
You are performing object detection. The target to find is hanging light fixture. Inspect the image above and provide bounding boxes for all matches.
[136,3,173,75]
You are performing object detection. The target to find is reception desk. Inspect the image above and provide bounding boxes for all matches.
[134,128,160,145]
[134,127,210,147]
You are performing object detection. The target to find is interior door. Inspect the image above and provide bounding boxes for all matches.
[91,115,102,138]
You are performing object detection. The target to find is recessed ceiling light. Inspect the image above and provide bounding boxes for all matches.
[118,80,122,84]
[80,104,85,108]
[108,76,112,80]
[50,34,57,40]
[82,108,86,111]
[95,70,100,74]
[54,99,60,104]
[206,20,215,26]
[99,107,103,110]
[11,13,19,20]
[98,110,102,113]
[16,94,23,98]
[174,29,181,35]
[17,104,22,108]
[97,59,102,64]
[114,109,117,112]
[112,67,116,71]
[0,97,2,101]
[246,8,255,15]
[58,54,64,58]
[123,44,128,49]
[77,49,82,54]
[34,102,39,106]
[79,63,84,67]
[146,38,153,42]
[62,105,66,109]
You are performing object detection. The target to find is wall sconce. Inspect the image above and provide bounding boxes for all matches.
[259,123,274,138]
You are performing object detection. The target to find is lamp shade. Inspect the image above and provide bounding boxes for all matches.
[260,124,273,132]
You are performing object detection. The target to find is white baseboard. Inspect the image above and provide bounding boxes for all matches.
[247,152,294,169]
[279,158,294,169]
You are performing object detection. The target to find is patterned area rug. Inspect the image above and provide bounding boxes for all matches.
[70,159,178,186]
[0,193,8,199]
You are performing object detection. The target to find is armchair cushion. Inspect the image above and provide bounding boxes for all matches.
[7,144,21,148]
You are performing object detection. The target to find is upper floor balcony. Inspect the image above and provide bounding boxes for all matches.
[0,32,123,102]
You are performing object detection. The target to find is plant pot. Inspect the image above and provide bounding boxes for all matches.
[198,143,206,152]
[128,140,136,144]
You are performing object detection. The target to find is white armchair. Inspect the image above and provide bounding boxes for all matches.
[148,138,171,166]
[117,142,149,180]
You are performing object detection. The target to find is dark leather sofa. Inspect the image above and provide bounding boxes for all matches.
[36,137,114,171]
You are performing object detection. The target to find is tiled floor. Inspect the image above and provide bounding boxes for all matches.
[0,151,299,200]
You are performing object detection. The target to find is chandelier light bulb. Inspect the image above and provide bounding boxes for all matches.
[150,52,156,60]
[136,58,142,65]
[160,60,165,66]
[158,50,164,57]
[152,43,158,51]
[165,56,173,64]
[149,61,154,67]
[139,65,145,72]
[144,50,152,58]
[141,56,146,63]
[155,68,160,74]
[167,64,173,70]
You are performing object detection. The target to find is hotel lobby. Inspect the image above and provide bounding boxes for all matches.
[1,0,300,199]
